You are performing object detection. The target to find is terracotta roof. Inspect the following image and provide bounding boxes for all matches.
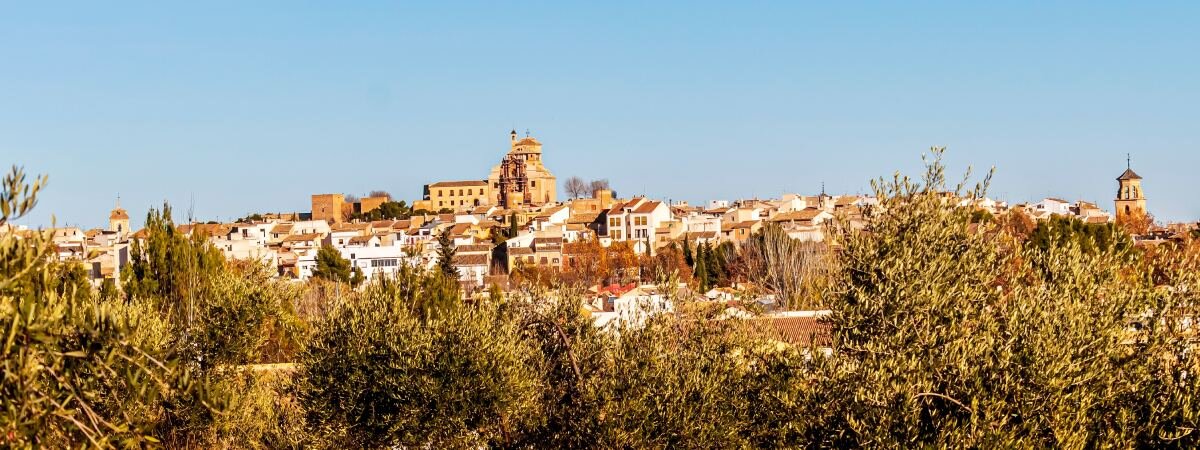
[513,137,541,147]
[1117,168,1142,181]
[732,220,760,229]
[633,201,663,214]
[508,246,534,255]
[750,315,832,347]
[449,223,473,235]
[109,208,129,220]
[181,223,231,237]
[532,237,563,246]
[283,233,321,243]
[457,244,494,254]
[348,235,375,245]
[771,208,825,222]
[429,180,488,188]
[332,222,370,232]
[453,254,489,266]
[568,212,601,224]
[370,220,395,229]
[271,223,294,234]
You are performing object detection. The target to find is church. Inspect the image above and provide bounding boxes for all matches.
[1114,157,1146,221]
[487,130,557,208]
[421,130,557,211]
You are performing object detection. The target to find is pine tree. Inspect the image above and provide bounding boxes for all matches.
[694,242,710,292]
[509,212,520,238]
[312,244,352,283]
[683,238,694,268]
[437,227,459,278]
[704,241,721,288]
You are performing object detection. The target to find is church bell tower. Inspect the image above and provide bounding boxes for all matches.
[1114,154,1146,221]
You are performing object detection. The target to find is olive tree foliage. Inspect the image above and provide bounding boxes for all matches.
[297,266,541,448]
[121,203,308,446]
[0,167,195,447]
[821,148,1200,447]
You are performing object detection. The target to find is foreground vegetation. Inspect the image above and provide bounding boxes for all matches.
[3,150,1199,448]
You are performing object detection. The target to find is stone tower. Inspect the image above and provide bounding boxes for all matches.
[1114,155,1146,221]
[109,196,130,237]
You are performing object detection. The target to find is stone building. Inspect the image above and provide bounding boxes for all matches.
[311,193,346,224]
[108,198,130,237]
[1114,158,1146,221]
[423,180,490,211]
[488,130,557,208]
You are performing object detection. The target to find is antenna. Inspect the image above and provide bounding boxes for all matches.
[1127,153,1131,170]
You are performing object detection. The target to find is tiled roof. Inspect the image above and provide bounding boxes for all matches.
[1117,168,1142,181]
[513,137,541,147]
[449,223,473,235]
[348,235,375,245]
[457,244,494,254]
[452,254,489,266]
[283,233,322,243]
[109,208,129,220]
[332,222,370,232]
[633,201,663,214]
[771,208,825,222]
[508,246,534,255]
[532,237,563,246]
[429,180,488,188]
[732,220,760,229]
[749,315,832,347]
[568,212,601,224]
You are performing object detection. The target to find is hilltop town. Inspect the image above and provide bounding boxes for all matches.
[11,131,1195,321]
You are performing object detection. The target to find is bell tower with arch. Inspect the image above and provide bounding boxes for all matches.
[1114,154,1146,221]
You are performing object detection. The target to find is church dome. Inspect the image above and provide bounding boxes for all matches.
[514,137,541,147]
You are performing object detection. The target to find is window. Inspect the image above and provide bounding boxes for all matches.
[467,189,472,195]
[531,181,536,187]
[634,216,647,226]
[350,253,356,260]
[439,201,443,207]
[371,258,398,268]
[459,189,464,196]
[609,217,621,227]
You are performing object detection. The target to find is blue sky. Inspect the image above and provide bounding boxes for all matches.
[2,1,1197,228]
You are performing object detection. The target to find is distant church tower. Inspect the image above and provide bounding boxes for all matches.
[1114,155,1146,221]
[109,196,130,237]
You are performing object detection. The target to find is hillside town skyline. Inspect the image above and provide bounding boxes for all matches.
[9,129,1189,231]
[9,128,1189,296]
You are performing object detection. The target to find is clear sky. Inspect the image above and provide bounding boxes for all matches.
[2,1,1197,228]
